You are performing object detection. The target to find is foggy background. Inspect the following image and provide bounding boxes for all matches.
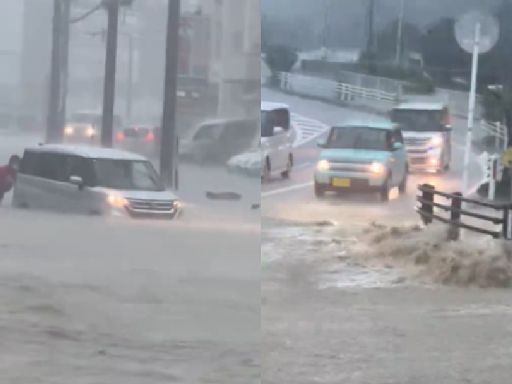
[0,0,260,137]
[261,0,502,50]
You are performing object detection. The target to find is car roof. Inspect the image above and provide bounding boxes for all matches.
[334,119,398,131]
[25,144,147,161]
[393,102,447,111]
[261,101,290,111]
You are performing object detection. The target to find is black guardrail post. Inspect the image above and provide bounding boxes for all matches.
[420,184,435,225]
[448,192,462,241]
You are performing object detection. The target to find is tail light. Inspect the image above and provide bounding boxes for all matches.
[145,131,155,142]
[116,131,125,141]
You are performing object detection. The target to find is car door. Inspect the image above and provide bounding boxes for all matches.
[61,155,100,214]
[25,152,69,211]
[390,128,407,185]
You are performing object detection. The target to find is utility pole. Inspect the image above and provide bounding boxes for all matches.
[395,0,405,65]
[101,0,120,148]
[126,33,134,124]
[46,0,70,144]
[59,0,71,134]
[160,0,181,188]
[366,0,376,55]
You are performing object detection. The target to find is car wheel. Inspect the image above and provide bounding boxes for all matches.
[380,174,391,202]
[314,181,325,198]
[281,154,293,179]
[399,167,408,194]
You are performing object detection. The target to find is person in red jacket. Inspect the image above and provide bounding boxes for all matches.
[0,155,20,204]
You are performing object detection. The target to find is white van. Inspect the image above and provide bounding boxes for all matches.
[261,101,294,179]
[12,145,181,219]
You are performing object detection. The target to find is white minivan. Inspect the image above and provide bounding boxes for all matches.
[12,145,181,219]
[261,101,294,180]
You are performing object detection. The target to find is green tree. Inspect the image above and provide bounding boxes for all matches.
[264,44,298,74]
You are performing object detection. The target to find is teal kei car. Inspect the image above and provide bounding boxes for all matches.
[314,121,408,201]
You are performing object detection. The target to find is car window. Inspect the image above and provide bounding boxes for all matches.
[327,126,390,151]
[392,129,404,144]
[261,109,290,138]
[20,150,39,176]
[193,124,222,140]
[91,159,164,191]
[390,109,444,132]
[62,156,93,185]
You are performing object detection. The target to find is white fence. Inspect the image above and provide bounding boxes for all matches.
[279,72,399,112]
[473,120,508,153]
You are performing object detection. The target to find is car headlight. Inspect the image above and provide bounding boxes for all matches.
[107,194,128,208]
[430,135,443,147]
[172,200,182,210]
[369,161,386,175]
[64,126,74,136]
[316,160,330,172]
[85,127,96,137]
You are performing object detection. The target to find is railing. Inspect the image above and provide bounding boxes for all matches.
[416,184,512,240]
[480,120,508,152]
[278,72,399,109]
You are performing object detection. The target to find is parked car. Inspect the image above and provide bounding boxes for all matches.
[314,120,408,201]
[180,118,258,164]
[261,101,294,180]
[390,102,452,173]
[12,144,181,219]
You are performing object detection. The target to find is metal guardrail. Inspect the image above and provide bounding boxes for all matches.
[416,184,512,240]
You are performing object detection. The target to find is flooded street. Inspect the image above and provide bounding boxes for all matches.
[262,218,512,383]
[0,208,259,383]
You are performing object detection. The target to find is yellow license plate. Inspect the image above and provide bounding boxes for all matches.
[331,178,351,187]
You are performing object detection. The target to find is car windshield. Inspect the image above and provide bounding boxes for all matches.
[261,108,289,137]
[92,159,164,191]
[327,126,390,151]
[193,124,222,140]
[71,113,101,124]
[391,109,444,132]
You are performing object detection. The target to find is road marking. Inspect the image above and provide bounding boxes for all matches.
[262,181,314,198]
[291,113,329,147]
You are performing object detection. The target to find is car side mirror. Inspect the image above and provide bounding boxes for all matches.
[392,142,404,151]
[69,175,84,190]
[273,126,285,136]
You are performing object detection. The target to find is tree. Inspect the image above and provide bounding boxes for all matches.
[264,45,298,74]
[376,20,422,62]
[420,18,469,84]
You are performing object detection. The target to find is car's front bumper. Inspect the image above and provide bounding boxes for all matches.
[407,147,443,171]
[314,170,387,190]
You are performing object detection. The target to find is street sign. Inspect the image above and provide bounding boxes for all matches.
[455,11,499,54]
[502,148,512,168]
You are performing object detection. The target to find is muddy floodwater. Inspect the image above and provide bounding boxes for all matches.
[0,209,260,384]
[262,218,512,384]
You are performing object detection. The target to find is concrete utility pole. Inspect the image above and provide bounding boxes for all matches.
[366,0,376,55]
[46,0,71,144]
[101,0,121,147]
[395,0,405,65]
[160,0,181,188]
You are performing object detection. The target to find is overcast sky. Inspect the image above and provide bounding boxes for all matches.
[262,0,502,49]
